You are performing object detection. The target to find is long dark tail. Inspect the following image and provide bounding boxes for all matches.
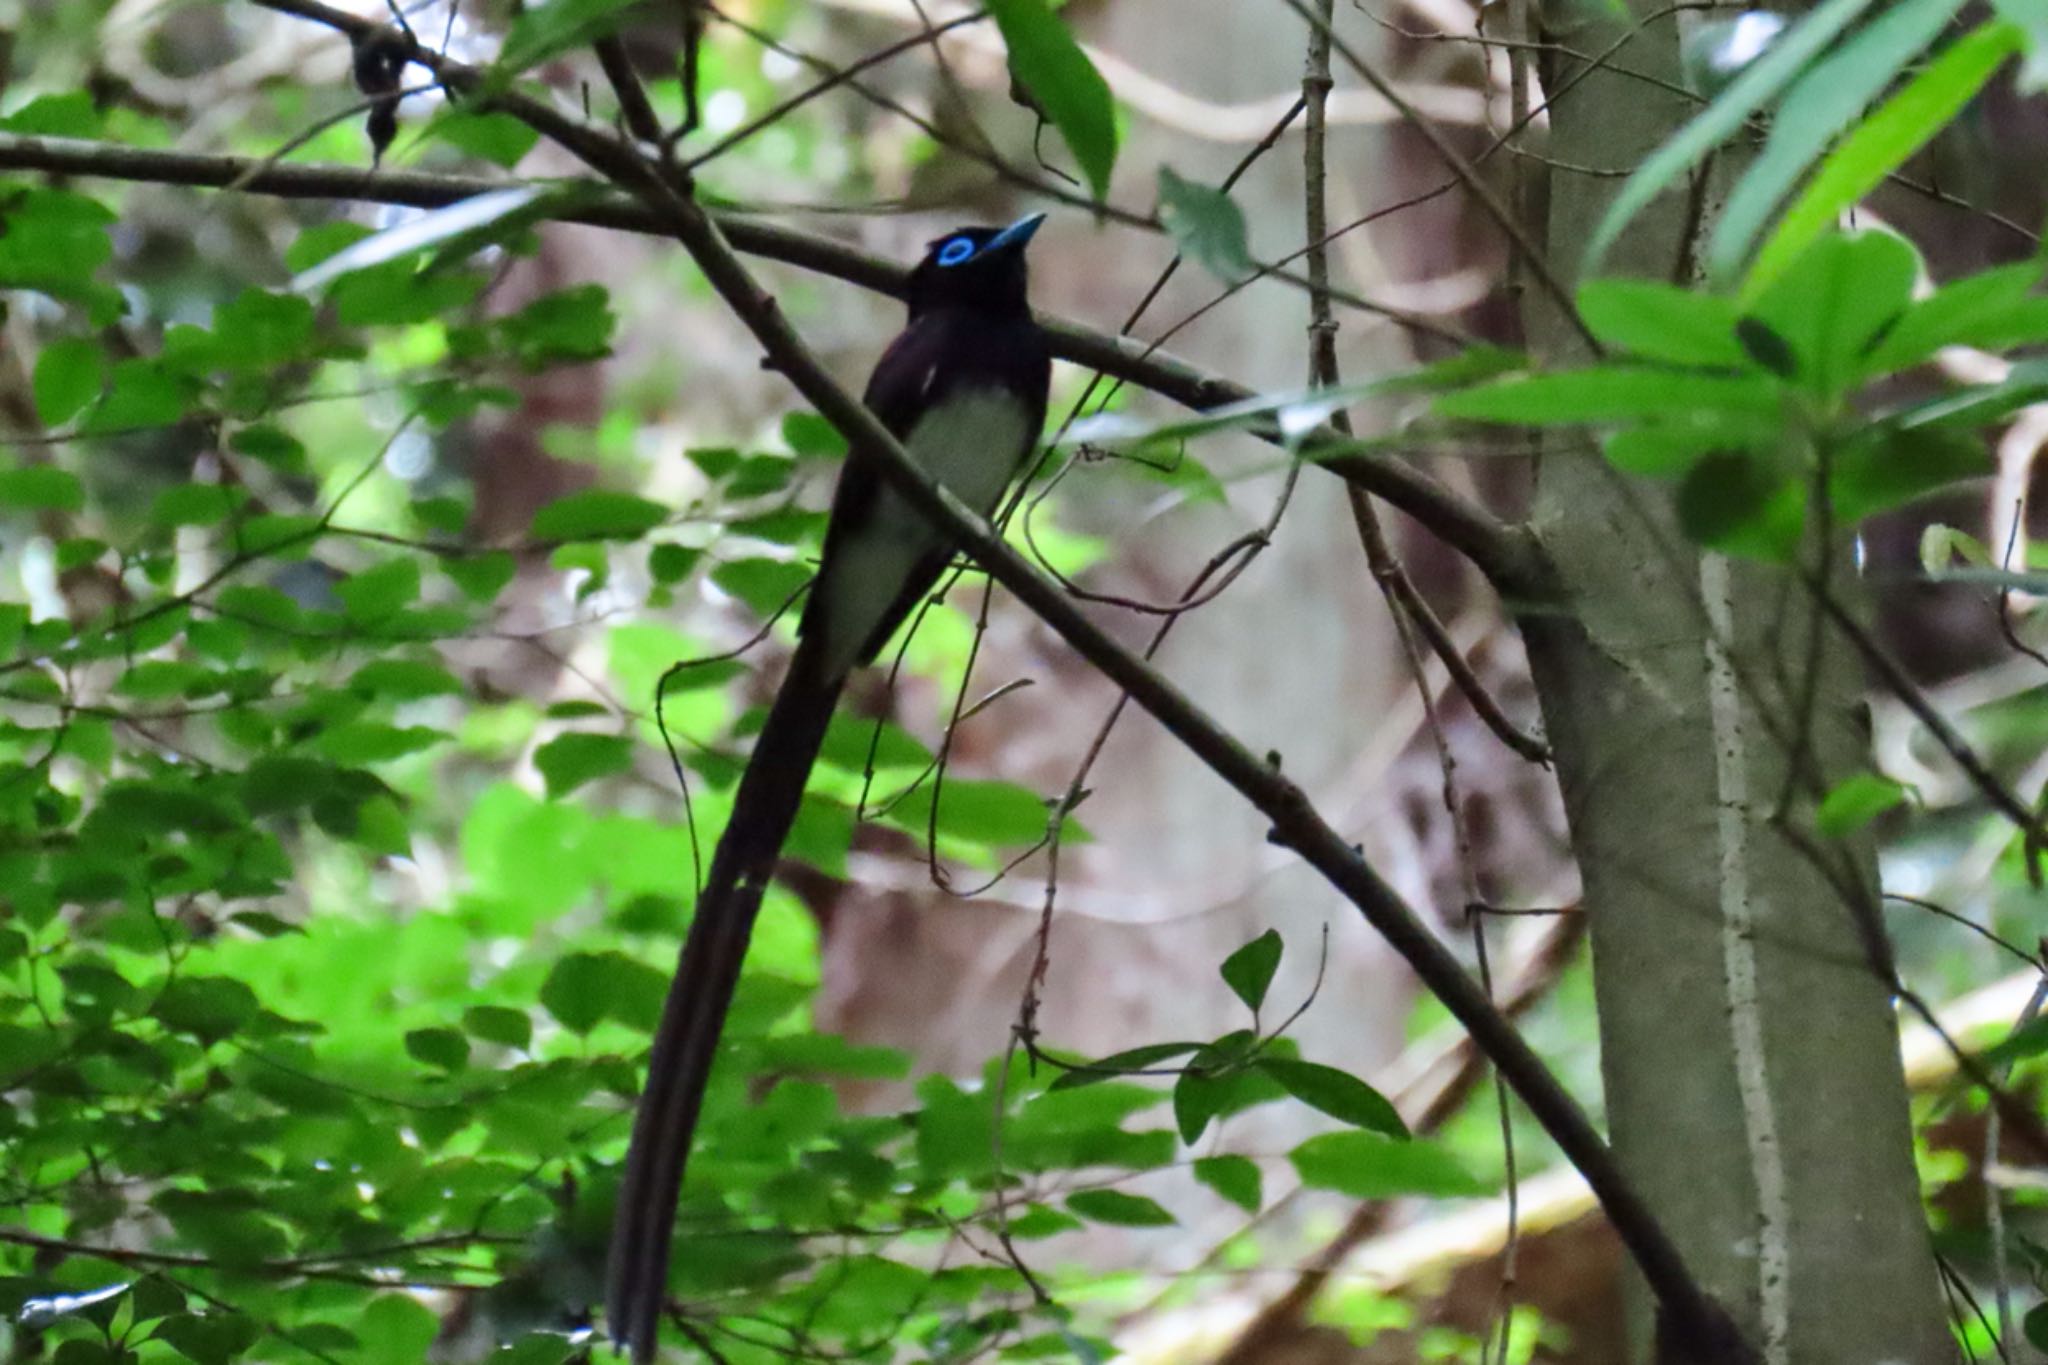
[607,634,844,1360]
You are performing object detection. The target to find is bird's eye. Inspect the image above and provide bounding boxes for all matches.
[936,237,976,267]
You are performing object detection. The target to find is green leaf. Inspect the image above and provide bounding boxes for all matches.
[1172,1068,1235,1144]
[0,92,103,138]
[404,1026,469,1072]
[151,484,246,528]
[1064,1189,1175,1227]
[1707,0,1967,284]
[212,290,316,371]
[709,557,811,619]
[782,410,847,458]
[1816,773,1909,835]
[1675,451,1801,559]
[153,976,259,1044]
[84,359,188,433]
[1575,280,1748,367]
[33,338,105,426]
[2026,1302,2048,1353]
[1255,1058,1407,1137]
[496,0,643,76]
[1289,1130,1488,1198]
[1601,418,1771,478]
[988,0,1119,200]
[533,732,633,798]
[1157,166,1253,284]
[499,285,614,368]
[337,558,422,624]
[884,777,1060,848]
[349,659,463,700]
[540,950,667,1034]
[530,489,667,541]
[0,465,84,512]
[1049,1041,1204,1090]
[1860,263,2048,375]
[429,110,541,168]
[1193,1154,1262,1212]
[1830,425,1990,522]
[462,1004,533,1050]
[1220,930,1282,1013]
[1586,0,1880,271]
[1436,367,1783,426]
[446,550,517,601]
[1746,21,2023,299]
[1745,228,1920,396]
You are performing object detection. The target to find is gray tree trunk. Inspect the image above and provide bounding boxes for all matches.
[1518,3,1952,1360]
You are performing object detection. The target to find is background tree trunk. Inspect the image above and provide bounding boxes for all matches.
[1518,3,1951,1359]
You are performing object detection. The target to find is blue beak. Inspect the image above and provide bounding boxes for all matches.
[988,212,1047,254]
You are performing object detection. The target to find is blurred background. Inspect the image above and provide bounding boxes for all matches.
[5,0,2048,1360]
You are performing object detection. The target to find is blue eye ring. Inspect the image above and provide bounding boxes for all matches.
[936,237,976,267]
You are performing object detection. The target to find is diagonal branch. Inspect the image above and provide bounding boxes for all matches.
[230,3,1738,1343]
[551,120,1744,1365]
[0,127,1549,598]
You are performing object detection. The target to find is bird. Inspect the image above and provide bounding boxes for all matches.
[606,212,1051,1361]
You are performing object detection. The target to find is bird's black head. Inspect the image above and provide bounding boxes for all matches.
[906,213,1045,317]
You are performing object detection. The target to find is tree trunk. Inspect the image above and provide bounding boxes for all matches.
[1518,4,1952,1360]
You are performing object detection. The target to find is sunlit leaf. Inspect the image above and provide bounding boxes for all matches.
[1745,21,2023,299]
[1290,1131,1488,1198]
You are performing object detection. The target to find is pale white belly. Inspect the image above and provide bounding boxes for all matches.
[815,389,1031,675]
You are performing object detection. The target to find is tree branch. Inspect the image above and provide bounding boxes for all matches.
[238,1,1731,1338]
[0,127,1549,599]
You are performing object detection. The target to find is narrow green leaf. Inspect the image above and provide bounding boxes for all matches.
[1861,264,2048,376]
[1193,1154,1262,1212]
[292,186,550,293]
[1158,166,1253,284]
[1436,367,1783,425]
[1049,1041,1204,1089]
[1708,0,1966,283]
[1256,1058,1407,1137]
[1575,280,1748,367]
[1219,930,1282,1013]
[988,0,1119,200]
[1816,773,1909,835]
[1065,1189,1175,1227]
[1587,0,1881,271]
[884,777,1064,848]
[1746,22,2022,299]
[1289,1130,1488,1198]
